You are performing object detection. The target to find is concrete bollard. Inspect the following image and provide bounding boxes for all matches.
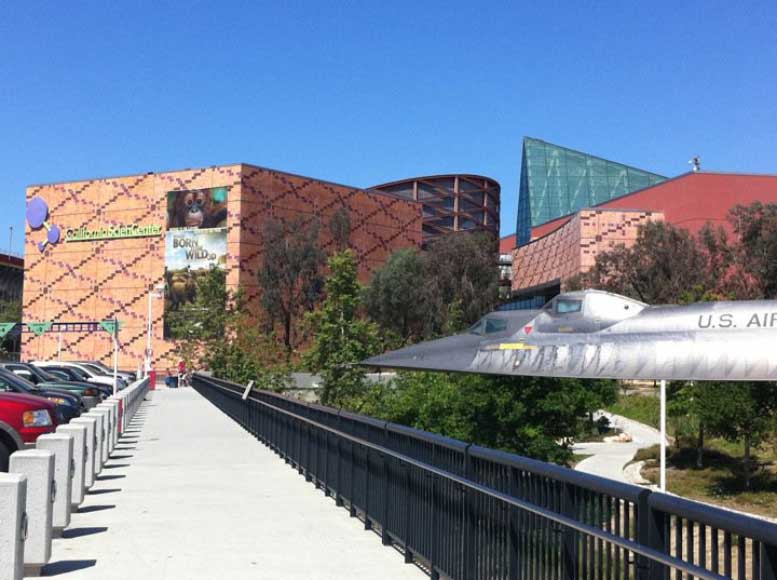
[104,400,120,449]
[0,473,27,580]
[91,408,112,462]
[83,412,105,473]
[97,402,117,453]
[9,450,54,571]
[70,417,97,488]
[56,424,86,507]
[36,434,73,533]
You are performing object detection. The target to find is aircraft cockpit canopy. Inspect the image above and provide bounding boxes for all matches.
[534,290,646,333]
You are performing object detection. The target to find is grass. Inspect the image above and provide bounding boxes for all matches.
[608,391,777,519]
[569,453,593,468]
[634,442,777,519]
[606,394,660,429]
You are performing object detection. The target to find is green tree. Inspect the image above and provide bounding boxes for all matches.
[328,207,352,252]
[729,202,777,298]
[362,371,617,464]
[170,266,228,371]
[696,381,777,489]
[0,297,21,358]
[364,248,427,344]
[422,232,499,334]
[569,221,721,304]
[305,250,382,408]
[258,217,326,353]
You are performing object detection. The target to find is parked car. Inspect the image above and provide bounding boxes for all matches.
[0,393,57,470]
[0,368,82,423]
[1,362,108,405]
[32,361,127,391]
[78,361,136,383]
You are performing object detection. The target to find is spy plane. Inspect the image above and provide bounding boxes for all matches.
[362,290,777,381]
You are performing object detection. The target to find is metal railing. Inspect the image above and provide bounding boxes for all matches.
[192,373,777,580]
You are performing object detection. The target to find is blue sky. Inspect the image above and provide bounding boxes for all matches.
[2,1,776,252]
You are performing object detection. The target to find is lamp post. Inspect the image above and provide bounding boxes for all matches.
[145,283,165,378]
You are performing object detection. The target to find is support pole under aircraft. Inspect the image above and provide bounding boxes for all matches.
[659,379,667,492]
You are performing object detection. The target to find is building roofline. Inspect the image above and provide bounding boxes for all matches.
[523,136,668,179]
[529,171,698,232]
[27,163,461,203]
[518,207,665,251]
[26,163,246,189]
[369,174,501,191]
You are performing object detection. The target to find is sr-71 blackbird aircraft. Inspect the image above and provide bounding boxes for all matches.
[362,289,777,381]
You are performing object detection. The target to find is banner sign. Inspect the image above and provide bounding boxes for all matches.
[163,187,229,339]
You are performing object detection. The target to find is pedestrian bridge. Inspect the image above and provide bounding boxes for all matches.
[3,375,777,580]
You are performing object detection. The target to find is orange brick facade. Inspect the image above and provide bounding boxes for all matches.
[512,209,663,292]
[22,164,422,370]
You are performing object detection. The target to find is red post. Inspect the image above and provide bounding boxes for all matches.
[149,369,156,391]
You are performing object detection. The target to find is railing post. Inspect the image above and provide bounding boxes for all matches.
[636,489,658,580]
[403,462,413,563]
[335,413,343,507]
[561,481,578,580]
[763,543,777,580]
[381,423,391,546]
[462,444,474,580]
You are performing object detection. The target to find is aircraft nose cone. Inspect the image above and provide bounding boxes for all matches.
[362,333,482,373]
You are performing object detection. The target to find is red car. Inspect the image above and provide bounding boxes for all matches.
[0,392,58,470]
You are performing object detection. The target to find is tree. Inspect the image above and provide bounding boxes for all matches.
[258,217,326,353]
[305,250,382,408]
[364,248,427,344]
[329,207,352,252]
[695,382,777,489]
[170,266,228,371]
[0,297,21,358]
[421,232,499,335]
[729,202,777,298]
[362,371,617,464]
[570,221,719,304]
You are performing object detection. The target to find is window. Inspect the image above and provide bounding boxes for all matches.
[556,300,582,314]
[485,318,508,334]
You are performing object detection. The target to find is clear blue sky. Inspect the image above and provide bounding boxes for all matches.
[2,1,776,253]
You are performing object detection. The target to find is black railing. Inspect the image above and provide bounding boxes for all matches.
[192,373,777,580]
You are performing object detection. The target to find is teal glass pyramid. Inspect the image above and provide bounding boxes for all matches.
[516,138,666,245]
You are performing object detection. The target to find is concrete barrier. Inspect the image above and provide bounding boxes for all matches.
[56,424,86,507]
[91,408,112,462]
[9,450,54,571]
[83,412,106,473]
[103,400,120,448]
[35,434,73,533]
[70,417,97,488]
[0,473,26,580]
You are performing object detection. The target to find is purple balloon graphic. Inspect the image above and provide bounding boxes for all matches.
[37,241,46,252]
[47,225,61,244]
[26,197,49,229]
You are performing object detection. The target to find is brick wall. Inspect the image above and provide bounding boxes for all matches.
[22,164,421,370]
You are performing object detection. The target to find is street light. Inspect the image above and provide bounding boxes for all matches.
[144,283,165,377]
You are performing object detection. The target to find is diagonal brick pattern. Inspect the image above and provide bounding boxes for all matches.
[512,209,664,292]
[23,164,422,369]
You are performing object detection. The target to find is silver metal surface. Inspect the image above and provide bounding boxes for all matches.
[363,290,777,381]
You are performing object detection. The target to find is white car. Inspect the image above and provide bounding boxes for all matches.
[76,361,135,384]
[32,361,127,391]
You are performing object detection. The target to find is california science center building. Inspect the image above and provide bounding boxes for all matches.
[21,164,500,370]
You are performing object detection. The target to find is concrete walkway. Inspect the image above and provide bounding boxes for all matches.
[572,411,664,484]
[35,389,426,580]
